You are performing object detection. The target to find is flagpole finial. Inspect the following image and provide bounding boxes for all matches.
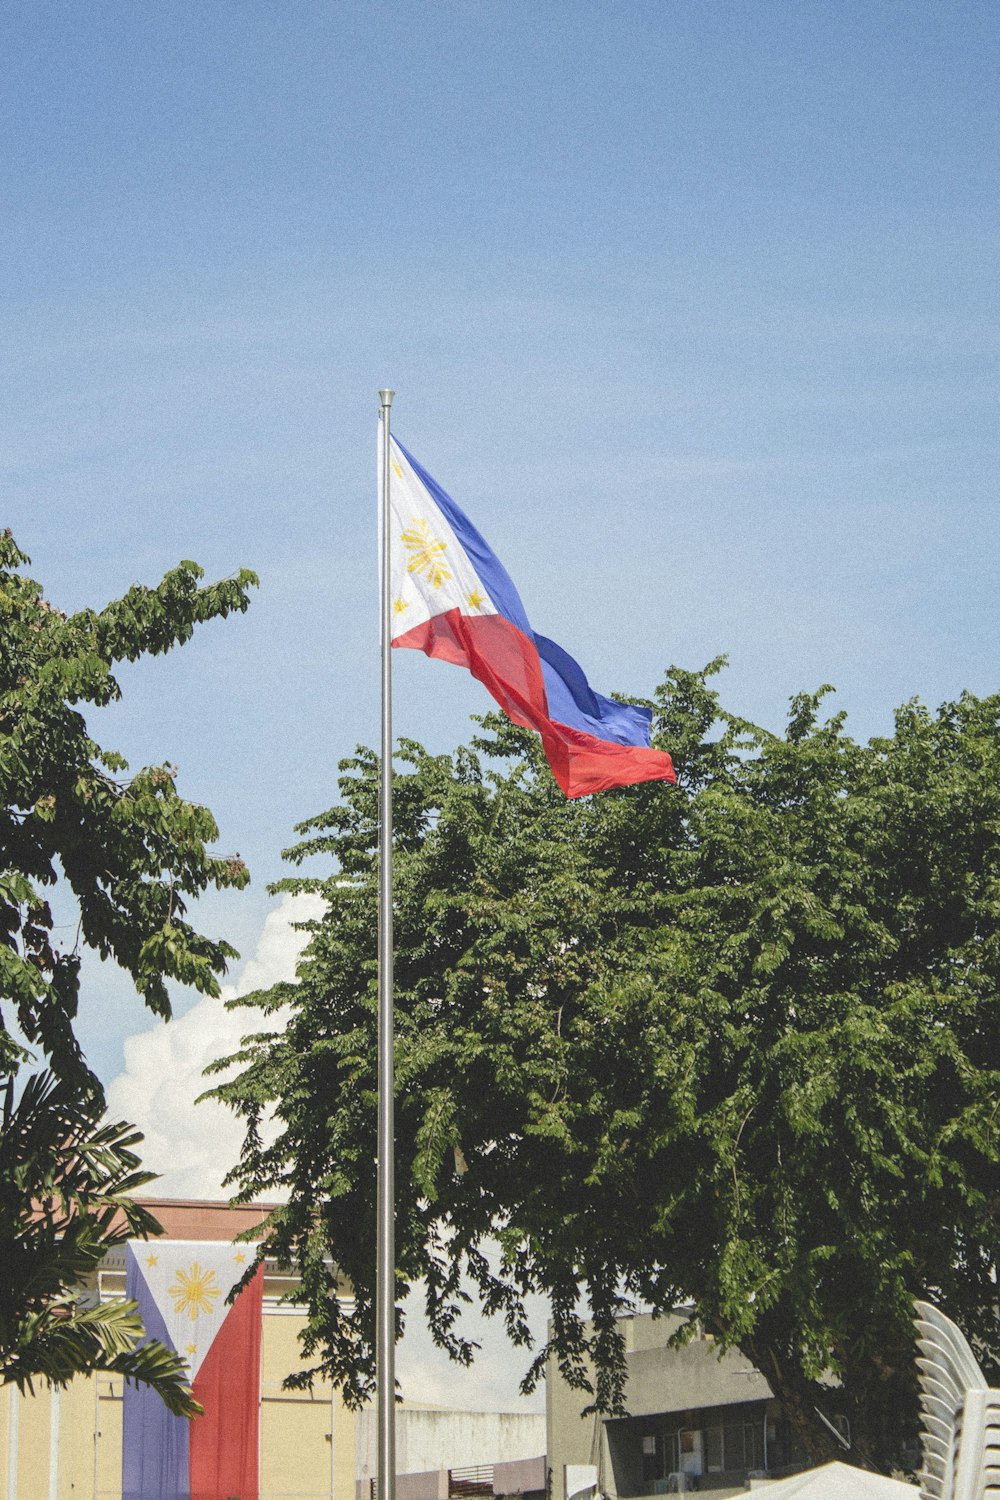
[379,388,395,410]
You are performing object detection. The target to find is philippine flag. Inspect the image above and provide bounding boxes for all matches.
[123,1240,263,1500]
[385,435,677,798]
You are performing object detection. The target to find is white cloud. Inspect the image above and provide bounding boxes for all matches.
[105,892,324,1200]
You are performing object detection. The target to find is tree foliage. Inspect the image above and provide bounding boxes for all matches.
[0,1071,200,1415]
[0,528,256,1082]
[212,661,1000,1468]
[0,529,256,1405]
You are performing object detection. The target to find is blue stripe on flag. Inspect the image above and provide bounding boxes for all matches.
[123,1247,190,1500]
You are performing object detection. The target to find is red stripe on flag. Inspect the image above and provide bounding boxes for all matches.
[393,610,675,797]
[539,722,677,798]
[189,1266,263,1500]
[394,608,550,731]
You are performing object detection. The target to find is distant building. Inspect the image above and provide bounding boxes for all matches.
[547,1311,818,1499]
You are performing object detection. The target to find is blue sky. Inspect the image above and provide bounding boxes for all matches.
[4,0,998,1161]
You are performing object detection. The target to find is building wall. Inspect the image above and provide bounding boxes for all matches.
[547,1312,774,1500]
[261,1312,356,1500]
[616,1314,771,1417]
[0,1309,354,1500]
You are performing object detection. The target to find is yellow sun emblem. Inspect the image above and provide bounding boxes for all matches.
[169,1263,220,1321]
[401,519,450,589]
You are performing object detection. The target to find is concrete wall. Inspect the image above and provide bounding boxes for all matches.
[395,1469,451,1500]
[617,1314,771,1418]
[547,1312,773,1500]
[494,1455,547,1496]
[372,1458,546,1500]
[356,1407,547,1500]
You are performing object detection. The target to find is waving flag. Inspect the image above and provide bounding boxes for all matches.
[123,1240,263,1500]
[384,436,676,797]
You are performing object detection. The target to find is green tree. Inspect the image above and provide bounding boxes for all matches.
[0,1071,198,1414]
[1,529,256,1082]
[211,662,1000,1471]
[0,529,256,1404]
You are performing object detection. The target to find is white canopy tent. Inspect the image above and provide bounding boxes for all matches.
[748,1461,916,1497]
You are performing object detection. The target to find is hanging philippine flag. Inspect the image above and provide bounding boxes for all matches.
[123,1240,263,1500]
[384,435,677,798]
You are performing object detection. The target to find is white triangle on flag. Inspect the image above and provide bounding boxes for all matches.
[129,1239,256,1380]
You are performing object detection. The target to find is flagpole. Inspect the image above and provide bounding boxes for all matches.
[376,387,396,1500]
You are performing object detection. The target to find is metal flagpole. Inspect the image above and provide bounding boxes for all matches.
[376,388,396,1500]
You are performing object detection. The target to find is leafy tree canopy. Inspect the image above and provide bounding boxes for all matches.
[0,529,257,1083]
[212,660,1000,1469]
[1,529,256,1406]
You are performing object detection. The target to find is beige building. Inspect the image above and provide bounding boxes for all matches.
[0,1197,357,1500]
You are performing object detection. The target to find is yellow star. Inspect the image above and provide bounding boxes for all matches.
[392,460,404,479]
[186,1343,197,1356]
[234,1251,246,1264]
[466,590,486,611]
[393,598,408,615]
[146,1254,158,1266]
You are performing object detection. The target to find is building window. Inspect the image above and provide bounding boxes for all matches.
[639,1430,680,1486]
[704,1417,765,1474]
